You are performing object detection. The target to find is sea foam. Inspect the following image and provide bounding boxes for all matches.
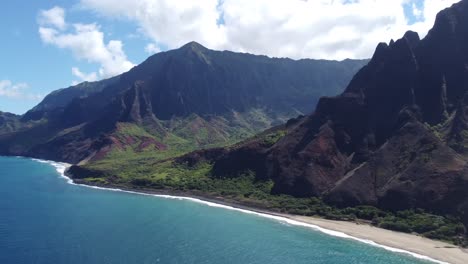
[30,157,448,264]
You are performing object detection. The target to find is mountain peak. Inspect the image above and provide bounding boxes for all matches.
[180,41,208,52]
[176,41,212,65]
[403,30,420,48]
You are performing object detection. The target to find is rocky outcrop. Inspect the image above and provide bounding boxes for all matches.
[66,165,106,179]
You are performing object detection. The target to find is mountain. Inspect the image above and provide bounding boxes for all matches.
[0,111,21,133]
[0,42,367,163]
[170,0,468,229]
[22,76,119,121]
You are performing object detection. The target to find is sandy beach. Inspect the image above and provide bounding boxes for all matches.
[289,215,468,264]
[44,159,468,264]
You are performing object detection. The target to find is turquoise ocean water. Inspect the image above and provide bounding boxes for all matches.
[0,156,437,264]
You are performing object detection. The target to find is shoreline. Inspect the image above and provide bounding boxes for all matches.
[23,157,468,264]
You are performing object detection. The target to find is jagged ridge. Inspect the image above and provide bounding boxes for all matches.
[0,42,367,163]
[179,0,468,228]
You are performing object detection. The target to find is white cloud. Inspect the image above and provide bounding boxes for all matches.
[38,6,67,30]
[38,7,135,83]
[144,43,161,54]
[0,80,43,100]
[72,67,98,82]
[80,0,226,49]
[79,0,459,60]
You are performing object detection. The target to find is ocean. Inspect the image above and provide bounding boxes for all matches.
[0,156,437,264]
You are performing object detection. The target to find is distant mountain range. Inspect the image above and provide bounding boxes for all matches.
[183,0,468,229]
[0,42,367,163]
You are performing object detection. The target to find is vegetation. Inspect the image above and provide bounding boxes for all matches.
[261,130,287,146]
[373,210,466,245]
[87,109,292,178]
[75,118,468,247]
[81,159,467,246]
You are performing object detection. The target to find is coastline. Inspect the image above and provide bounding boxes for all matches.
[25,157,468,264]
[289,216,468,264]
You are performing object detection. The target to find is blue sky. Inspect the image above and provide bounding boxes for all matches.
[0,0,457,114]
[0,1,150,114]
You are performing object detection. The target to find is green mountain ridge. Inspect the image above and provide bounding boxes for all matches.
[0,42,367,164]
